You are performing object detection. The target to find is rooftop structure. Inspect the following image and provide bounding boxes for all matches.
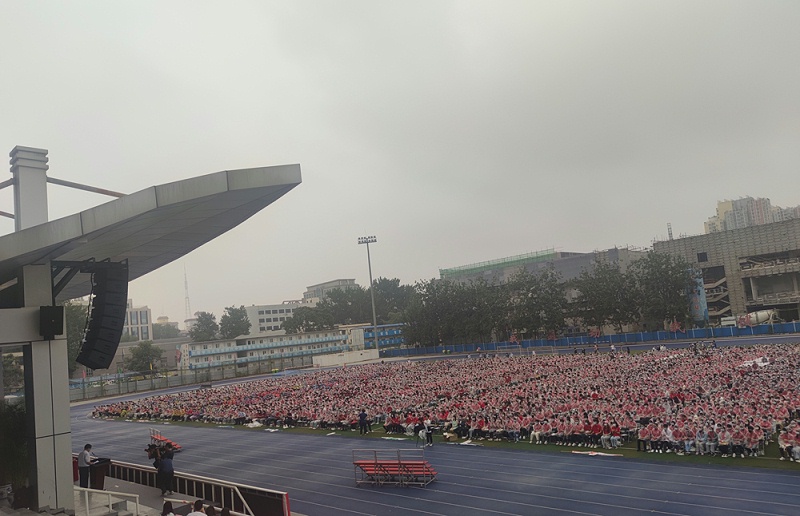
[655,217,800,322]
[0,145,301,511]
[440,247,645,285]
[303,278,360,301]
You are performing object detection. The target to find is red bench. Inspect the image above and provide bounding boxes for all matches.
[353,450,437,487]
[150,428,183,452]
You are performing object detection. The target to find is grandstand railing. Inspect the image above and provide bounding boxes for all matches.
[103,458,289,516]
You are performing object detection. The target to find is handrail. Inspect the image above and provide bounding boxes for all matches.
[99,457,289,516]
[73,486,140,516]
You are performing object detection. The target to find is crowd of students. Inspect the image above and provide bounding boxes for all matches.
[92,343,800,461]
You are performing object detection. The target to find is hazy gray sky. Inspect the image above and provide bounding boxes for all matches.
[2,1,799,327]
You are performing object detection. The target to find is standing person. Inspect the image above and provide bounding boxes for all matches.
[358,409,369,435]
[77,444,96,488]
[424,417,434,447]
[157,443,175,496]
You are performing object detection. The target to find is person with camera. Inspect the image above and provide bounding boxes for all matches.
[148,443,175,496]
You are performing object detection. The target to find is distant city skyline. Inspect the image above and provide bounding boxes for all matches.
[705,196,800,234]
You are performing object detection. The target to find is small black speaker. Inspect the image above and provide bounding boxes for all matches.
[39,305,64,339]
[77,264,129,370]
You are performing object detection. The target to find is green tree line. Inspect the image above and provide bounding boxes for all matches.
[280,251,694,346]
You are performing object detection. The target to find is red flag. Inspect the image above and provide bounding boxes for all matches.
[669,318,685,333]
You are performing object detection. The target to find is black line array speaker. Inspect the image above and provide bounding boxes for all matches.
[76,264,129,370]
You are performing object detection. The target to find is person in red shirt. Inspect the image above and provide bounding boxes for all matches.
[610,420,622,449]
[471,418,487,440]
[555,418,568,445]
[731,425,746,458]
[582,420,593,447]
[601,420,612,449]
[671,426,684,455]
[637,425,650,452]
[682,424,695,455]
[567,419,581,447]
[539,420,552,445]
[590,419,603,448]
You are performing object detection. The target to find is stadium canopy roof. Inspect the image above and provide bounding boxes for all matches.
[0,165,301,304]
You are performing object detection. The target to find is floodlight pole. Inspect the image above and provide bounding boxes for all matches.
[358,235,379,351]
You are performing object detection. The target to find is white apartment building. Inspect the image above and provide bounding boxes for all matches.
[245,299,317,333]
[177,326,366,370]
[705,197,800,233]
[122,299,153,341]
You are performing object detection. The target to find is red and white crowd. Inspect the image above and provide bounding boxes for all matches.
[92,343,800,460]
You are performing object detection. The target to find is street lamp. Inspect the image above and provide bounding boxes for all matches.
[358,235,379,352]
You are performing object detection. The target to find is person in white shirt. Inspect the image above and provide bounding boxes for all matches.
[77,444,96,488]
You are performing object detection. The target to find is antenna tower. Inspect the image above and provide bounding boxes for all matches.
[667,222,673,240]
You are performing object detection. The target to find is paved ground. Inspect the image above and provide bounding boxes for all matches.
[72,394,800,515]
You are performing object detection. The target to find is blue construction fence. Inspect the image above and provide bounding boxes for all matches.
[378,321,800,359]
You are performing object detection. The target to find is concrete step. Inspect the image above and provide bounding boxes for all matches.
[74,492,159,516]
[0,506,41,515]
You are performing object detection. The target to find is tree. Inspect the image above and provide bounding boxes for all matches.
[573,260,639,333]
[64,301,90,377]
[372,277,414,323]
[506,267,566,339]
[2,354,23,393]
[282,305,334,334]
[535,267,567,337]
[401,278,466,347]
[120,332,139,343]
[401,279,443,347]
[458,279,502,344]
[124,340,163,372]
[153,323,181,340]
[219,305,251,339]
[189,311,219,342]
[323,287,371,325]
[629,251,694,330]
